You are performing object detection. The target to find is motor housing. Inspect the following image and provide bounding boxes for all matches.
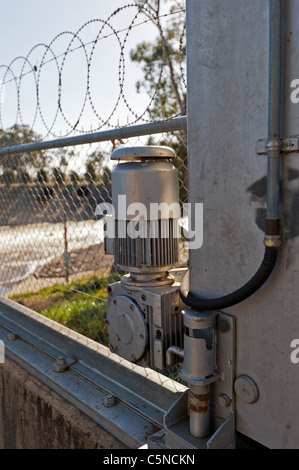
[104,146,184,370]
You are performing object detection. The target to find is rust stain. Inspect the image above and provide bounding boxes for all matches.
[189,391,209,414]
[143,423,161,439]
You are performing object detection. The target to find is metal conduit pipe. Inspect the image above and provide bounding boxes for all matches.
[180,0,284,312]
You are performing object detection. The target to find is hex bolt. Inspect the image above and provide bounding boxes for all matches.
[53,357,67,373]
[103,394,117,408]
[7,333,18,341]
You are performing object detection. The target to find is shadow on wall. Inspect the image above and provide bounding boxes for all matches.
[247,168,299,268]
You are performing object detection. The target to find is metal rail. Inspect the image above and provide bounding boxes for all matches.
[0,296,186,448]
[0,117,187,156]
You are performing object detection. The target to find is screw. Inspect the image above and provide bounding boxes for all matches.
[141,294,146,301]
[130,304,134,311]
[131,353,136,361]
[285,140,292,149]
[103,394,117,408]
[113,299,117,305]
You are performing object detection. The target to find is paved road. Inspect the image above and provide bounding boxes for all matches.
[0,219,104,294]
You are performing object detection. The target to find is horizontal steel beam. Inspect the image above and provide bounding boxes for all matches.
[0,296,186,448]
[0,117,187,156]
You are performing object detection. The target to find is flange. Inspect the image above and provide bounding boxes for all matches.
[107,295,148,362]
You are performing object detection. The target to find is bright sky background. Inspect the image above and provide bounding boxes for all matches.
[0,0,160,139]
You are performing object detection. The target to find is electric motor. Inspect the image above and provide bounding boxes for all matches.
[104,146,184,370]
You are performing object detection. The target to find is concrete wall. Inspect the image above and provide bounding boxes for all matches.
[0,357,127,449]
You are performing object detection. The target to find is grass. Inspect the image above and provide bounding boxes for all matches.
[9,272,185,384]
[9,273,120,345]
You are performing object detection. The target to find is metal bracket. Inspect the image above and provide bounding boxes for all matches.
[256,135,299,155]
[147,312,236,449]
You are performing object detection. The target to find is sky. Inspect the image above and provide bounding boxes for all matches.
[0,0,160,139]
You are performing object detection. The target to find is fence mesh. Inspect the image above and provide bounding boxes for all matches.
[0,1,187,376]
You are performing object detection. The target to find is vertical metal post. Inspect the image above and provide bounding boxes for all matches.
[266,0,284,225]
[189,385,210,439]
[179,310,219,439]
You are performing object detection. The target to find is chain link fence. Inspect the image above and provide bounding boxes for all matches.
[0,2,187,368]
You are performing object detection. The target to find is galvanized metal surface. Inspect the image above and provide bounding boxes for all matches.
[0,117,187,156]
[110,145,176,161]
[187,0,299,448]
[256,135,299,154]
[266,0,284,221]
[107,277,183,371]
[0,296,186,448]
[111,160,180,219]
[148,311,236,449]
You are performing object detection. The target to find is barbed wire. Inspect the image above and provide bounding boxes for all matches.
[0,2,186,144]
[0,2,188,370]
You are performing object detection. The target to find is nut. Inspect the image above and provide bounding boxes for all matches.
[103,394,117,408]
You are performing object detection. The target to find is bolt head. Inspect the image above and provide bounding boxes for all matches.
[218,319,230,333]
[103,395,117,408]
[7,333,18,341]
[218,393,231,408]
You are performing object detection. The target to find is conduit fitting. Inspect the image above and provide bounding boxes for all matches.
[264,234,281,248]
[264,218,281,247]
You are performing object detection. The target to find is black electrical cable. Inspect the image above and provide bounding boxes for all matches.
[179,245,279,311]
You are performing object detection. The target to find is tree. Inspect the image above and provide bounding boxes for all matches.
[2,168,16,185]
[0,125,49,175]
[131,0,186,119]
[19,170,32,184]
[131,0,187,202]
[52,167,65,186]
[85,162,97,184]
[37,168,49,184]
[70,170,80,185]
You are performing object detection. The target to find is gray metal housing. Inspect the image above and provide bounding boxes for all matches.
[186,0,299,448]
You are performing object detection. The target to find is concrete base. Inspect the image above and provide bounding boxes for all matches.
[0,357,127,449]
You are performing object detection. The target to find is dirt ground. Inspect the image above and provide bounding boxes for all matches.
[35,243,116,279]
[10,241,188,295]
